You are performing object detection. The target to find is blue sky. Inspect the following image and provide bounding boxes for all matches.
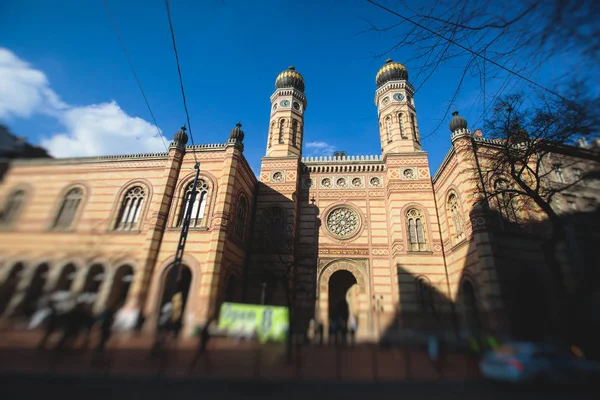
[0,0,586,174]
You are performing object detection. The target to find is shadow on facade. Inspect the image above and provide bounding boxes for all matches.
[379,205,600,359]
[244,180,321,339]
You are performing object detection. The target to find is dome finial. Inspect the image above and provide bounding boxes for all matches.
[288,65,295,70]
[449,110,468,132]
[229,121,245,143]
[173,125,188,145]
[236,121,242,127]
[386,57,393,63]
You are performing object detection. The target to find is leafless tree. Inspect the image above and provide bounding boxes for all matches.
[475,86,599,308]
[365,0,599,135]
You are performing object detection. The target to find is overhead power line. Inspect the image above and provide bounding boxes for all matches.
[102,0,169,153]
[366,0,569,103]
[164,0,198,162]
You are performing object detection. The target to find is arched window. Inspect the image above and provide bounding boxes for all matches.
[115,186,145,231]
[177,179,209,228]
[53,187,84,230]
[235,196,247,239]
[416,277,435,313]
[407,208,427,251]
[494,179,518,224]
[292,120,298,147]
[386,117,392,143]
[278,120,285,144]
[264,206,285,251]
[0,190,25,226]
[448,193,464,241]
[268,122,275,148]
[398,113,406,138]
[410,114,419,142]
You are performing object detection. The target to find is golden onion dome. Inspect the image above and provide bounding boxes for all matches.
[376,58,409,87]
[275,65,305,92]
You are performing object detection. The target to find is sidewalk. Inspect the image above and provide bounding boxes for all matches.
[0,330,481,382]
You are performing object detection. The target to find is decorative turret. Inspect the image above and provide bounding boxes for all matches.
[173,126,188,147]
[229,122,245,142]
[449,111,471,143]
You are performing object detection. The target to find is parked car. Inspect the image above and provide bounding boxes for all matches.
[480,342,600,384]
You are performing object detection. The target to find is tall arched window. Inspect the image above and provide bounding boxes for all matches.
[291,120,298,147]
[268,122,275,148]
[494,179,518,224]
[115,186,145,231]
[386,117,392,143]
[53,187,84,230]
[264,206,285,251]
[0,190,25,226]
[407,208,427,251]
[278,120,285,144]
[178,179,209,228]
[448,193,464,241]
[398,113,406,138]
[235,196,247,240]
[410,114,419,142]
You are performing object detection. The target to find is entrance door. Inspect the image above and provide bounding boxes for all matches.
[328,270,357,328]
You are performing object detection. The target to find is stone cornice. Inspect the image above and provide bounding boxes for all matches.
[374,80,415,104]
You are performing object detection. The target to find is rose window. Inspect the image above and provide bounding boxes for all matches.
[272,172,283,182]
[336,178,347,187]
[352,177,361,187]
[326,207,360,238]
[321,178,332,188]
[403,169,415,179]
[370,177,381,187]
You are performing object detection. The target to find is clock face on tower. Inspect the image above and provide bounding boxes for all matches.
[393,93,405,101]
[280,99,290,107]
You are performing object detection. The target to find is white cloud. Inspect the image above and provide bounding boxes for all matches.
[305,141,335,156]
[0,48,167,157]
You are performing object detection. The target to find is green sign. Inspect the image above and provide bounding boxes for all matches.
[218,302,289,343]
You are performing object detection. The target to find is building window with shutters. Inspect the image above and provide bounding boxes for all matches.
[407,208,427,251]
[0,190,26,227]
[177,179,210,228]
[114,186,145,231]
[53,187,84,230]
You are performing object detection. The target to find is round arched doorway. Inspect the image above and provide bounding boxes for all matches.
[328,270,357,330]
[22,263,50,316]
[158,265,192,331]
[0,263,24,315]
[54,263,77,292]
[81,264,105,305]
[106,265,134,310]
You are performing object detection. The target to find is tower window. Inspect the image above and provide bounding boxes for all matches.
[386,117,392,143]
[268,122,274,148]
[553,164,564,183]
[278,120,285,144]
[411,114,419,142]
[398,113,406,138]
[447,193,464,241]
[292,120,298,147]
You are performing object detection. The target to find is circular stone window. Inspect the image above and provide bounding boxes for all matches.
[403,169,415,179]
[321,178,332,188]
[272,171,284,182]
[336,177,347,187]
[370,177,381,187]
[352,177,361,187]
[325,206,360,238]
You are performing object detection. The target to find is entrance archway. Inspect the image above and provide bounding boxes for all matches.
[106,265,134,309]
[22,263,49,316]
[461,280,481,338]
[158,265,192,327]
[0,263,24,315]
[328,270,357,325]
[54,263,77,292]
[82,264,105,305]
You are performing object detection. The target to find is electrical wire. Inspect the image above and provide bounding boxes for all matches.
[102,0,169,153]
[164,0,198,163]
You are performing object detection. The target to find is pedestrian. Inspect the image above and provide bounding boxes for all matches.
[96,307,115,352]
[348,314,358,347]
[189,319,212,374]
[37,299,58,351]
[55,303,86,350]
